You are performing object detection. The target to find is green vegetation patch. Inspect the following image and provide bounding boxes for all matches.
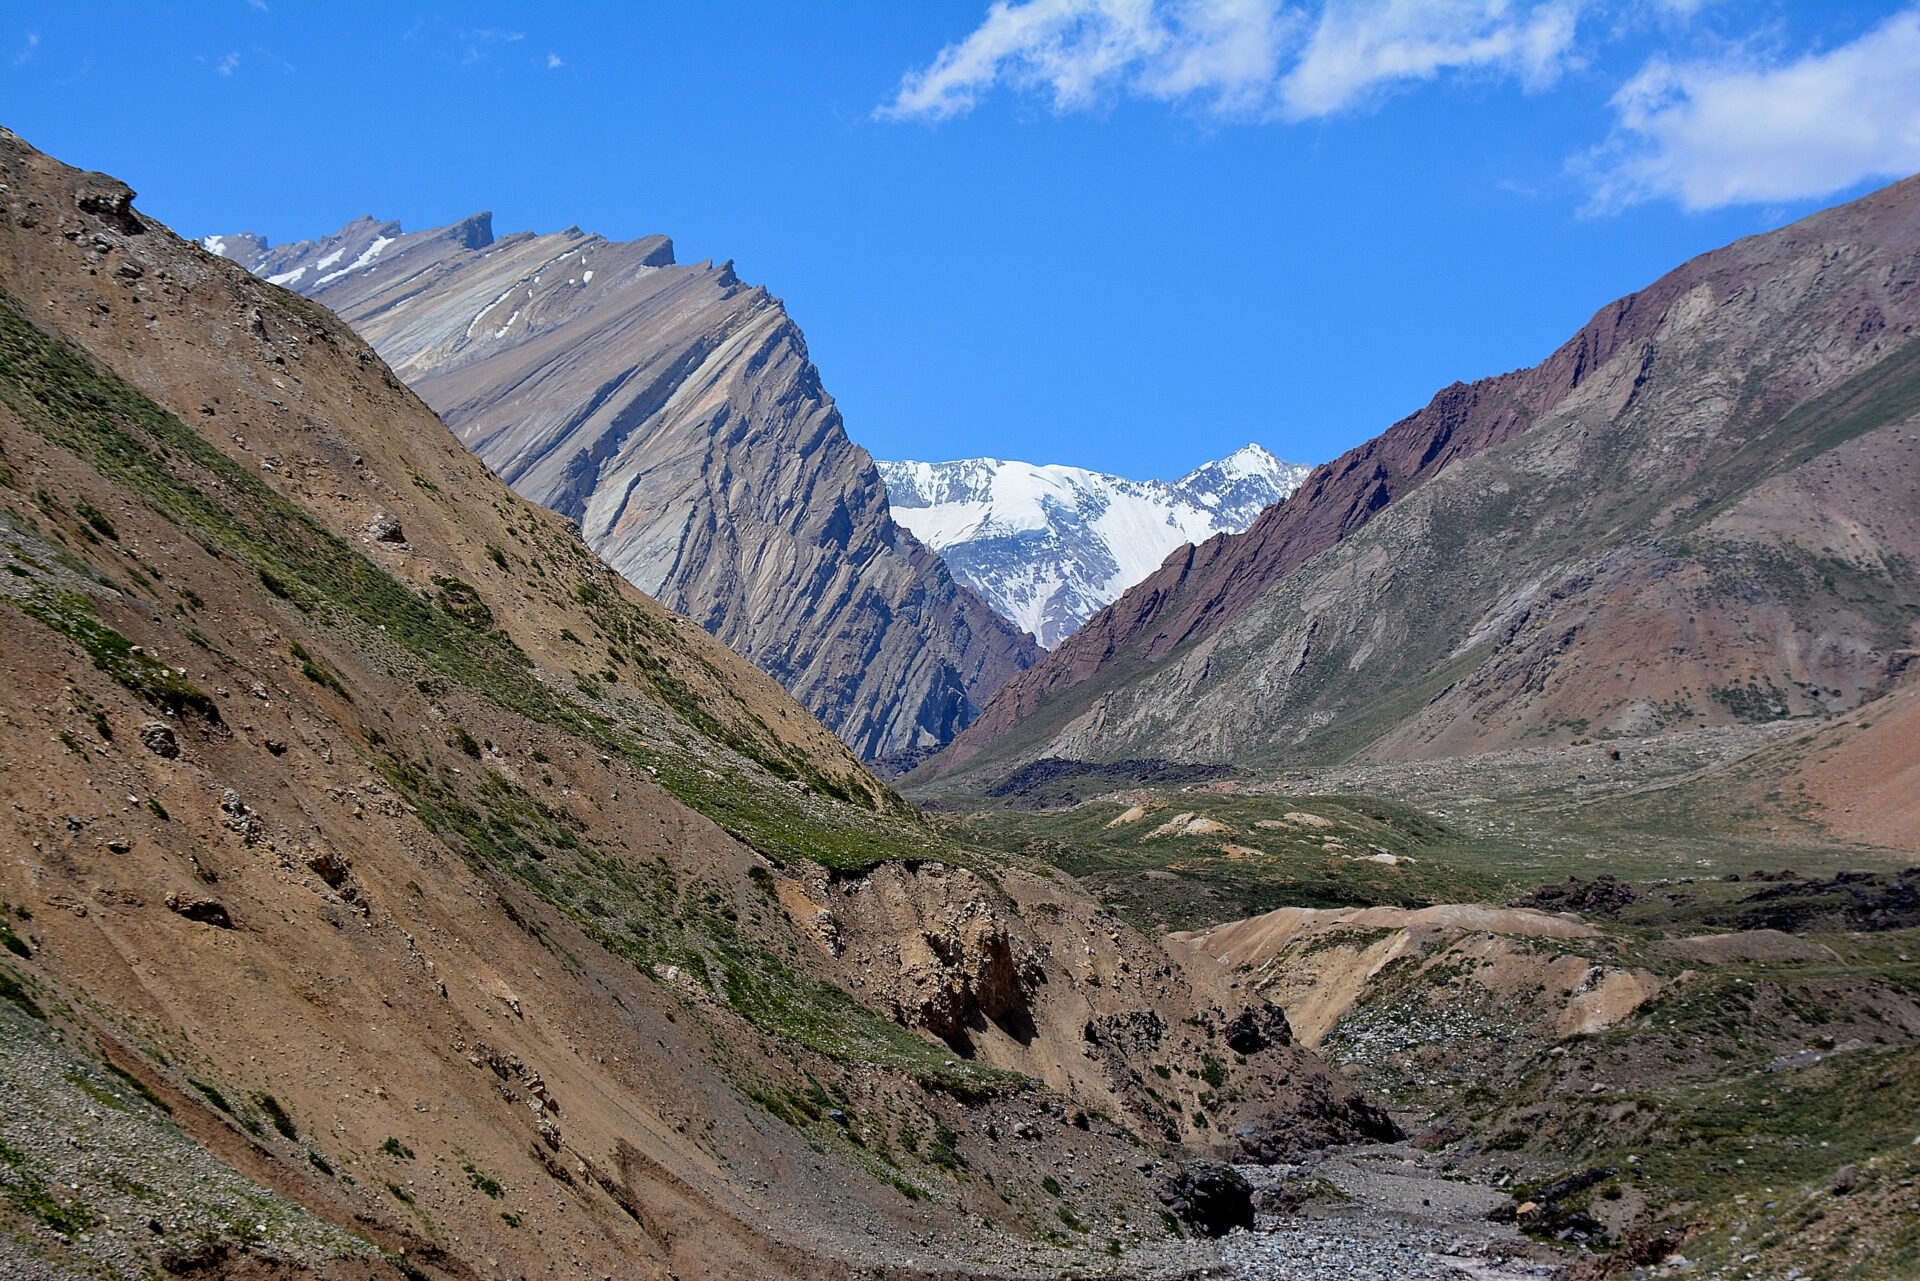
[459,1156,502,1199]
[189,1079,234,1115]
[935,793,1479,930]
[0,968,47,1021]
[253,1093,296,1140]
[10,586,219,720]
[718,949,1015,1095]
[7,1167,100,1237]
[104,1061,171,1114]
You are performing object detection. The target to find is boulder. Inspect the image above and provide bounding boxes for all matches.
[305,848,352,889]
[1410,1119,1462,1151]
[165,892,232,929]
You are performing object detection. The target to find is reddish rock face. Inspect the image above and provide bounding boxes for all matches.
[925,170,1920,781]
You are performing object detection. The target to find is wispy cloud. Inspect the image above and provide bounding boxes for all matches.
[546,52,565,69]
[13,32,36,66]
[1581,7,1920,211]
[878,0,1588,123]
[878,1,1298,122]
[217,50,241,76]
[460,27,524,65]
[1282,0,1583,119]
[245,0,269,12]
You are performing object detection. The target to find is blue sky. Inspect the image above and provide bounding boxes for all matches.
[4,3,1919,480]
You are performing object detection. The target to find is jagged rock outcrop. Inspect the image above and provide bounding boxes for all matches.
[1157,1162,1254,1237]
[207,215,1038,759]
[877,445,1310,648]
[778,859,1405,1160]
[894,912,1042,1044]
[918,170,1920,785]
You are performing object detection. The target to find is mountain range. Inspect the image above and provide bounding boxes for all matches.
[203,214,1039,761]
[9,116,1920,1281]
[876,445,1309,649]
[914,172,1920,796]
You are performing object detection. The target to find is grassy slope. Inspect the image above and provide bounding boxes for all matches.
[0,288,1015,1102]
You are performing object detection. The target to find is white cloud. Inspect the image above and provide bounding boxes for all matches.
[1584,8,1920,210]
[546,52,565,69]
[217,50,241,75]
[879,0,1297,122]
[13,32,37,66]
[879,0,1588,123]
[1281,0,1584,120]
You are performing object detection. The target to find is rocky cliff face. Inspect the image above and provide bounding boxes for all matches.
[878,444,1309,648]
[919,172,1920,786]
[206,215,1038,760]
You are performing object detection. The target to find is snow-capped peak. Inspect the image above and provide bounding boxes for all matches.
[1186,442,1283,483]
[877,447,1311,649]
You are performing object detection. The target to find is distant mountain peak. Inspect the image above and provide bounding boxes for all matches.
[877,448,1310,649]
[1186,442,1284,483]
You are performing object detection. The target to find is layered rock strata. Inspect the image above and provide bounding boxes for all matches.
[209,215,1039,759]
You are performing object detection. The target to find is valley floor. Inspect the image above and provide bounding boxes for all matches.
[1123,1143,1561,1281]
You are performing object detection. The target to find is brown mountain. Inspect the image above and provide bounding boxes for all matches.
[918,172,1920,788]
[205,214,1039,761]
[0,129,1390,1281]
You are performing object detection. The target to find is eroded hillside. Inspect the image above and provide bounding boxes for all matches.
[0,130,1392,1280]
[922,682,1920,1276]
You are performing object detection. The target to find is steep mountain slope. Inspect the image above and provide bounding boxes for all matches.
[0,130,1393,1279]
[204,215,1039,761]
[917,172,1920,788]
[877,445,1309,648]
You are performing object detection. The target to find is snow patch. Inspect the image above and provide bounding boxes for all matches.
[466,286,518,339]
[315,235,393,286]
[267,264,307,287]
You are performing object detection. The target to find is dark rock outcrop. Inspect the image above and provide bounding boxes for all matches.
[1223,1001,1293,1054]
[1157,1162,1254,1237]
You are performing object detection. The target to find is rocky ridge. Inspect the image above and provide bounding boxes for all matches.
[917,170,1920,786]
[206,214,1039,760]
[878,444,1309,648]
